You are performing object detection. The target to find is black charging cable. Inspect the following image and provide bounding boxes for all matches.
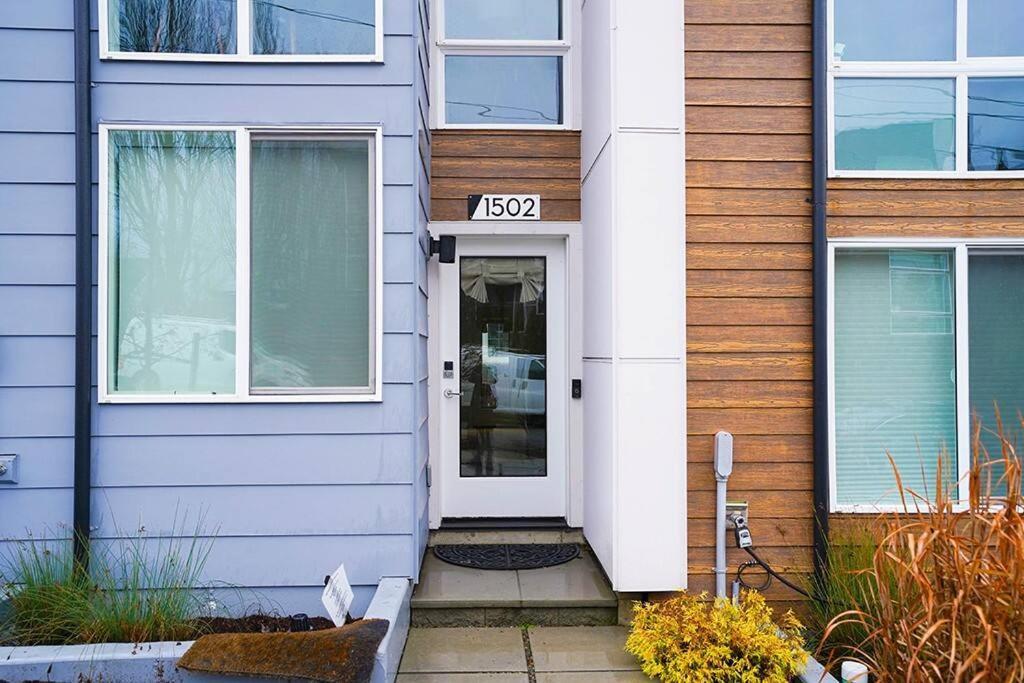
[732,517,816,601]
[741,547,814,600]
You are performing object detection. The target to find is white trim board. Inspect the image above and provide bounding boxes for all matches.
[97,123,384,404]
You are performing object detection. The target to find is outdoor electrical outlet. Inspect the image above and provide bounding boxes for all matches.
[725,501,748,529]
[0,454,17,484]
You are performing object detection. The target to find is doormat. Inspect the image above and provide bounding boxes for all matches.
[433,543,580,570]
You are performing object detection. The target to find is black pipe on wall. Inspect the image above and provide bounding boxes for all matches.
[73,0,93,566]
[811,0,831,582]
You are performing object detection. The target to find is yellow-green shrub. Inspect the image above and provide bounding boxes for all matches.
[626,590,807,683]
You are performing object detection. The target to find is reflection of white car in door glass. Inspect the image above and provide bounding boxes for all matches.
[488,352,546,415]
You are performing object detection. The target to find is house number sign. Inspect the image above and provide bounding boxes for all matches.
[468,194,541,221]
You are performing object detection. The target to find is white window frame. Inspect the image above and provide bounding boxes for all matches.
[828,236,1024,512]
[828,0,1024,178]
[98,122,384,404]
[430,0,581,130]
[99,0,383,63]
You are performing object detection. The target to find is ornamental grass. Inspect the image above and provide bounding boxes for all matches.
[1,516,215,646]
[821,415,1024,682]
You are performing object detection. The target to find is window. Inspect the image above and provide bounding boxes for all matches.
[435,0,572,128]
[100,125,381,403]
[102,0,382,61]
[829,0,1024,177]
[830,243,1024,510]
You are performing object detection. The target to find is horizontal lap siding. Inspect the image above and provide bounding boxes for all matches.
[0,2,425,615]
[430,131,581,221]
[685,0,814,601]
[828,180,1024,237]
[0,6,77,551]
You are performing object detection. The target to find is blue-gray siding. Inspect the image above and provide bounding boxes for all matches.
[0,0,430,617]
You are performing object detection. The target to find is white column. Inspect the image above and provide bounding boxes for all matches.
[581,0,687,592]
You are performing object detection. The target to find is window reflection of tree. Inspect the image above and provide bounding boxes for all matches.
[111,131,235,392]
[115,0,236,53]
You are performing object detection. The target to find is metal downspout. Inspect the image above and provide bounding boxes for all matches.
[73,0,94,566]
[811,0,830,583]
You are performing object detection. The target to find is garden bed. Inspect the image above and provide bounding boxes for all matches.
[0,577,411,683]
[191,614,337,634]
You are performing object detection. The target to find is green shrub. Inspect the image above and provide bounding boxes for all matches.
[626,590,807,683]
[1,519,215,645]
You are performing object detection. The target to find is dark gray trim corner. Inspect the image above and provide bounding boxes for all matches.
[73,0,93,566]
[811,0,831,583]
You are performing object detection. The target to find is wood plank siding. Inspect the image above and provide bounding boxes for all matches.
[685,0,814,602]
[828,180,1024,237]
[430,131,581,222]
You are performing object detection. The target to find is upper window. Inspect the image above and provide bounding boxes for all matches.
[100,126,381,403]
[435,0,571,128]
[831,245,1024,510]
[830,0,1024,176]
[102,0,382,61]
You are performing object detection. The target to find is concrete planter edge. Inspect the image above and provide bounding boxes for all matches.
[798,651,841,683]
[0,577,412,683]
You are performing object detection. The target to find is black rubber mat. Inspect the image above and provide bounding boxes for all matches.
[433,543,580,570]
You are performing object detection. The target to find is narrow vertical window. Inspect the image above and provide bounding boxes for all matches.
[833,249,958,506]
[107,130,237,395]
[968,252,1024,494]
[249,136,375,393]
[968,78,1024,172]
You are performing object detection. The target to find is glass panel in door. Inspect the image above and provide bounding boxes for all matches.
[459,257,547,477]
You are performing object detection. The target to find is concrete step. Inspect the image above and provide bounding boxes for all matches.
[428,527,586,547]
[411,547,619,628]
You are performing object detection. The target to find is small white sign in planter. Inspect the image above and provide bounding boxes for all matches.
[322,564,355,626]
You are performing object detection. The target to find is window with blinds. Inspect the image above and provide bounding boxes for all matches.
[834,249,958,506]
[834,246,1024,508]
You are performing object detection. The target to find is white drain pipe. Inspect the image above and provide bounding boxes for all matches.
[713,431,734,599]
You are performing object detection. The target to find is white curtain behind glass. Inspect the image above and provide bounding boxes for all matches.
[108,130,237,395]
[834,249,958,505]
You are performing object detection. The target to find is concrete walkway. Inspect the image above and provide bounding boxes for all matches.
[397,625,648,682]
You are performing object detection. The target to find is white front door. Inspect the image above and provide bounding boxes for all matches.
[439,237,567,519]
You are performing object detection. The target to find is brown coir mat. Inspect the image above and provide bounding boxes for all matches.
[177,618,388,683]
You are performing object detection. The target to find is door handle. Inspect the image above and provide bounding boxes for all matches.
[444,388,463,399]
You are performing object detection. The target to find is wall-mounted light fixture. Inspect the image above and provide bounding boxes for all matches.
[429,235,456,264]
